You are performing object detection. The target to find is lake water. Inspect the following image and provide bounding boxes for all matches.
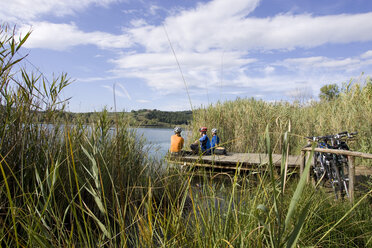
[41,125,189,160]
[134,127,190,159]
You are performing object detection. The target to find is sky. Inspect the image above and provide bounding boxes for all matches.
[1,0,372,112]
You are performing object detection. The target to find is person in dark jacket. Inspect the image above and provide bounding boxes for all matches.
[190,127,211,155]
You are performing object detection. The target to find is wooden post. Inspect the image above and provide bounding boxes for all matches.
[348,156,355,203]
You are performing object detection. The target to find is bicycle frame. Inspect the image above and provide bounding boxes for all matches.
[307,131,357,199]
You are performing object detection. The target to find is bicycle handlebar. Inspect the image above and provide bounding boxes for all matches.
[306,131,357,142]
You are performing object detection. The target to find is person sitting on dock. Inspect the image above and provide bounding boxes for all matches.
[191,127,211,155]
[170,127,184,156]
[210,128,220,153]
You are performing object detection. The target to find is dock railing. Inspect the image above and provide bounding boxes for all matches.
[300,147,372,202]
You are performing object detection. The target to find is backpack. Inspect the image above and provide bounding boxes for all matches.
[213,147,226,155]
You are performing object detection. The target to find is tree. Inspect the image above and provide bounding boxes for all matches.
[319,84,340,101]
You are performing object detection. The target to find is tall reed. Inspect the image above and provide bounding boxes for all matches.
[0,24,154,247]
[191,81,372,159]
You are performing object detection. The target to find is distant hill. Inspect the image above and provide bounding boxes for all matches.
[36,109,193,127]
[129,109,192,127]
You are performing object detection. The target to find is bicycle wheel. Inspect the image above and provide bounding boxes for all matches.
[338,157,349,198]
[330,159,344,199]
[312,153,325,185]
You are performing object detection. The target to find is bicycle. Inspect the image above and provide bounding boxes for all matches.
[306,131,357,199]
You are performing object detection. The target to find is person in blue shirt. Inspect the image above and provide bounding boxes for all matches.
[210,128,220,153]
[191,127,211,155]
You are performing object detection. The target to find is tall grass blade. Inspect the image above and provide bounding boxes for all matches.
[284,145,314,230]
[286,201,311,248]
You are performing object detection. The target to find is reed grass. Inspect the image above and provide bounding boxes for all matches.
[1,24,371,247]
[191,81,372,160]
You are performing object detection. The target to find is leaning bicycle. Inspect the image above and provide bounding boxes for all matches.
[306,131,357,199]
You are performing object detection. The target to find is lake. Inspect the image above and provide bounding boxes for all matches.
[134,127,190,159]
[42,125,189,160]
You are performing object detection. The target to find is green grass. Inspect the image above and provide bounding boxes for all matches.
[1,23,371,247]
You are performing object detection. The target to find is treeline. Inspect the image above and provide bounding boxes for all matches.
[31,109,193,127]
[132,109,192,126]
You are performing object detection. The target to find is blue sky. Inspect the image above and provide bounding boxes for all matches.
[1,0,372,112]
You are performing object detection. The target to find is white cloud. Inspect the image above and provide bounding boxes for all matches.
[0,0,120,22]
[18,22,132,51]
[110,50,255,93]
[129,0,261,53]
[361,50,372,59]
[263,66,275,74]
[278,51,372,73]
[130,19,148,27]
[128,2,372,53]
[111,51,254,70]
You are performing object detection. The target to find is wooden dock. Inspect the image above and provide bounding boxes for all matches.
[169,150,372,202]
[168,152,372,175]
[169,152,302,172]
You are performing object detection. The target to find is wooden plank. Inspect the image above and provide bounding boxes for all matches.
[171,161,262,172]
[302,147,372,159]
[176,153,301,168]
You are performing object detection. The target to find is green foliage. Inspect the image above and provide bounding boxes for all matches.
[319,83,340,101]
[137,109,192,126]
[37,109,193,127]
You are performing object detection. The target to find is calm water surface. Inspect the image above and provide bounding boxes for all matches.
[134,127,190,159]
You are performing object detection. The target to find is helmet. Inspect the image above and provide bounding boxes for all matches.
[199,127,207,132]
[211,128,217,134]
[174,127,182,133]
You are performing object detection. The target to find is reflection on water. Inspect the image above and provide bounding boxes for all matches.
[133,127,190,159]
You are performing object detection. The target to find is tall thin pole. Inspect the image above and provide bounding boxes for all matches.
[163,25,193,111]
